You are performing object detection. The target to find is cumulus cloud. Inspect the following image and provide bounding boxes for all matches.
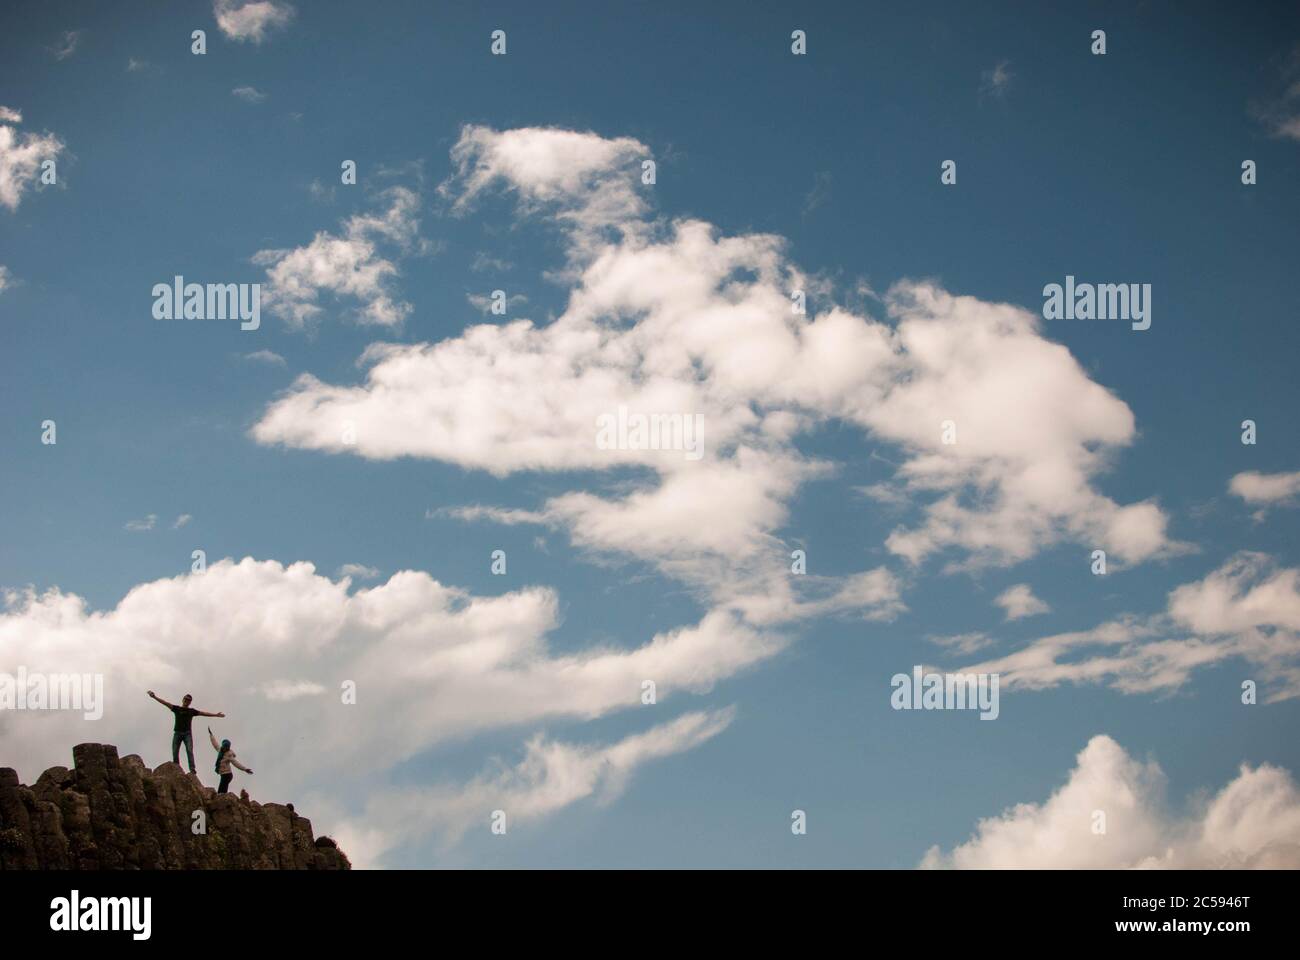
[955,552,1300,702]
[1168,551,1300,635]
[0,109,65,211]
[334,708,734,865]
[213,0,294,43]
[995,583,1050,620]
[1229,469,1300,507]
[441,124,651,260]
[337,563,380,580]
[253,187,421,329]
[869,283,1176,570]
[922,735,1300,868]
[255,124,1175,619]
[0,558,778,857]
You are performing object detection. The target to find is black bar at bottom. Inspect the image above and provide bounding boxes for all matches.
[2,869,1289,946]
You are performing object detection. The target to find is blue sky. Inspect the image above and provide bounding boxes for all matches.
[3,0,1300,868]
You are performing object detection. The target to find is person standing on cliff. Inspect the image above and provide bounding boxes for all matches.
[208,726,253,794]
[146,691,224,775]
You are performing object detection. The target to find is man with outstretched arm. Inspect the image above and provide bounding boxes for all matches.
[147,691,224,775]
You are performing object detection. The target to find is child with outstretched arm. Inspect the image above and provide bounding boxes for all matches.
[208,726,254,794]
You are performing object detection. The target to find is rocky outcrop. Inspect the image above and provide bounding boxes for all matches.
[0,743,349,869]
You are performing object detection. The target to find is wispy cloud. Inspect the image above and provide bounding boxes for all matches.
[243,349,286,366]
[49,31,82,61]
[470,251,513,273]
[333,707,735,864]
[307,179,335,204]
[125,514,158,532]
[927,632,996,655]
[954,552,1300,703]
[466,291,526,314]
[232,85,268,104]
[979,59,1013,99]
[1250,45,1300,141]
[802,171,831,216]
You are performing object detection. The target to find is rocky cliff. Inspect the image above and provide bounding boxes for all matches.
[0,743,349,869]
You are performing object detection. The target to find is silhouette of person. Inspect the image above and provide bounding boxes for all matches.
[147,691,224,775]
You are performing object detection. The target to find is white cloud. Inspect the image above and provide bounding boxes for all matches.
[307,179,335,204]
[0,110,66,211]
[443,125,648,218]
[172,514,192,529]
[927,632,996,655]
[124,514,158,532]
[257,679,327,701]
[255,124,1176,615]
[232,85,268,104]
[0,264,10,293]
[802,171,832,216]
[441,124,651,260]
[0,558,779,857]
[980,60,1013,99]
[242,349,286,366]
[471,251,513,273]
[335,708,734,864]
[337,563,380,580]
[1229,470,1300,506]
[213,1,294,43]
[467,291,527,313]
[922,735,1300,868]
[49,31,81,61]
[1168,551,1300,635]
[253,187,421,329]
[995,583,1050,621]
[955,553,1300,702]
[869,282,1177,570]
[1251,53,1300,142]
[1273,115,1300,140]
